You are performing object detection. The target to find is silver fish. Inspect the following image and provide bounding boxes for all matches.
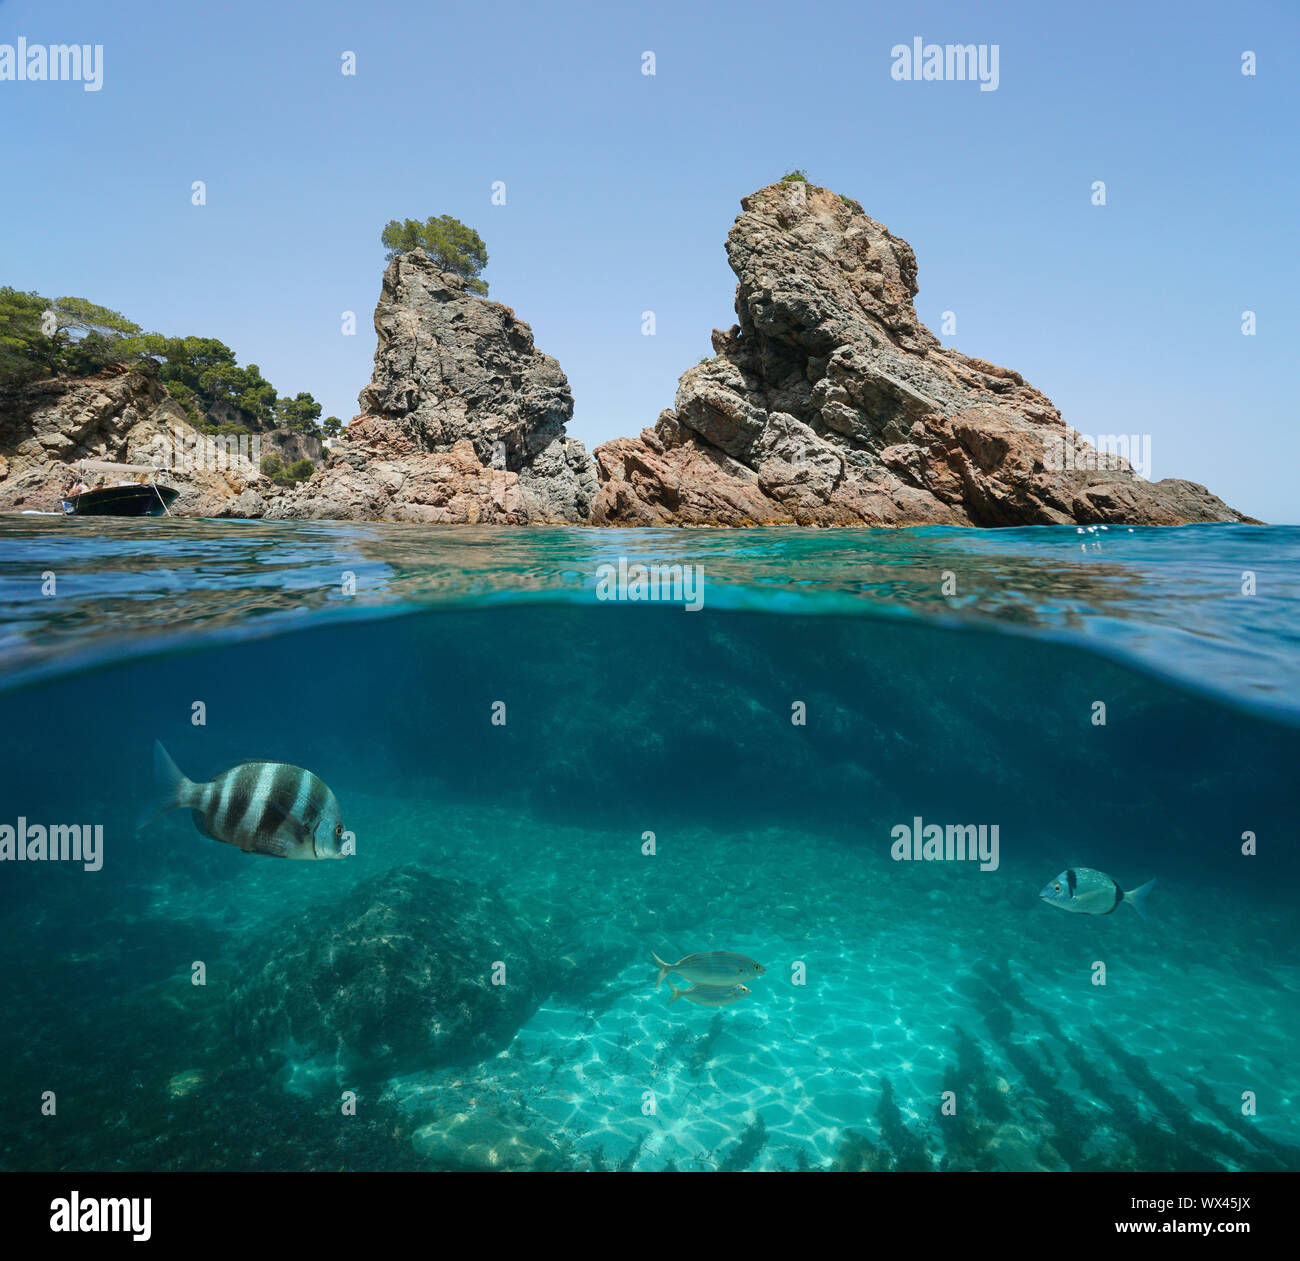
[145,741,348,860]
[1040,867,1154,919]
[653,951,765,989]
[669,983,751,1008]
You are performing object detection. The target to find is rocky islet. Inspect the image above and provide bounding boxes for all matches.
[590,181,1252,527]
[0,181,1253,527]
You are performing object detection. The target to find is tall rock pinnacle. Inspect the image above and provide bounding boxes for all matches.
[592,181,1253,527]
[282,249,596,524]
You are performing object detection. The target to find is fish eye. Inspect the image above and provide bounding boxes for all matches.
[1053,884,1060,892]
[335,824,343,838]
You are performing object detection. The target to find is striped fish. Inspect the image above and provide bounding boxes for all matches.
[668,983,751,1008]
[652,951,765,989]
[144,741,349,860]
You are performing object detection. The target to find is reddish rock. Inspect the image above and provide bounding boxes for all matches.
[592,181,1254,527]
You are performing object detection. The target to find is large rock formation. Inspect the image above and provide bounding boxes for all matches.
[231,866,553,1086]
[0,364,273,517]
[278,251,597,523]
[592,181,1253,527]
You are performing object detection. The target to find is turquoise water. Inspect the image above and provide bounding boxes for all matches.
[0,517,1297,1172]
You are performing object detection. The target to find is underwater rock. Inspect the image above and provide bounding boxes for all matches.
[592,180,1254,527]
[985,1122,1061,1172]
[166,1068,208,1099]
[231,865,551,1084]
[277,250,597,523]
[411,1109,566,1171]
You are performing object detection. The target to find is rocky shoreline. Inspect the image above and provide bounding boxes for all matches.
[0,181,1255,526]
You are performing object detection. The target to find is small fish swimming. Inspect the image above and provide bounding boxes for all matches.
[669,983,751,1007]
[143,741,349,860]
[652,951,765,989]
[1040,867,1154,919]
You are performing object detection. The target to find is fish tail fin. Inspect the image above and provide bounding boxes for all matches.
[668,984,683,1005]
[138,740,194,830]
[652,951,672,990]
[1126,878,1156,920]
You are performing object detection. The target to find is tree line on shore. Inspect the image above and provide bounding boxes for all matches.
[0,287,342,442]
[0,214,491,453]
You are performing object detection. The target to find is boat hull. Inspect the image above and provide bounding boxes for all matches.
[62,485,180,517]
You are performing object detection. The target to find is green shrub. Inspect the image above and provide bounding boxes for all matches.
[259,452,315,485]
[0,294,329,435]
[780,169,809,184]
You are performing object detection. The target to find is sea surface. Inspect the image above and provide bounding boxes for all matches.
[0,516,1296,1172]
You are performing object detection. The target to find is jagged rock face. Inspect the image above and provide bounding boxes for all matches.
[0,365,272,517]
[280,436,532,524]
[592,182,1254,527]
[279,251,596,524]
[265,427,325,467]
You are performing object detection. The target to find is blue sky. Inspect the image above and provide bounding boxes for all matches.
[1,0,1296,521]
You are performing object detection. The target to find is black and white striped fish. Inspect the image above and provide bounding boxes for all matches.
[145,741,349,860]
